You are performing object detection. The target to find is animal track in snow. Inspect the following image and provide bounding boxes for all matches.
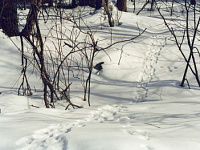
[140,144,155,150]
[85,105,124,123]
[133,35,168,102]
[122,128,150,141]
[166,66,178,72]
[121,126,154,150]
[16,123,75,150]
[16,105,126,150]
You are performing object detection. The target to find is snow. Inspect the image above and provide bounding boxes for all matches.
[1,1,200,150]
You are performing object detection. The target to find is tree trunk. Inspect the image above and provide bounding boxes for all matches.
[95,0,102,10]
[150,0,155,11]
[24,0,26,10]
[103,0,114,27]
[0,0,19,37]
[21,0,42,37]
[42,0,53,7]
[79,0,89,6]
[105,0,109,11]
[48,0,53,7]
[71,0,78,7]
[117,0,127,12]
[191,0,196,5]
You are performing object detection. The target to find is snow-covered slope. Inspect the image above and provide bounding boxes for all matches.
[0,2,200,150]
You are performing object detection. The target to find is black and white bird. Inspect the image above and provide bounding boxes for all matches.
[94,62,104,74]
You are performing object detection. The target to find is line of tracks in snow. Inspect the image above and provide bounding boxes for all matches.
[132,35,168,102]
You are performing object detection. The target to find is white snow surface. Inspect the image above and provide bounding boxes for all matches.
[1,2,200,150]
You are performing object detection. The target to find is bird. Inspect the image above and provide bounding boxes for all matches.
[94,62,104,74]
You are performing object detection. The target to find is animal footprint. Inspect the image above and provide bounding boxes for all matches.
[125,129,150,140]
[167,66,173,72]
[140,144,154,150]
[173,66,178,69]
[166,66,178,72]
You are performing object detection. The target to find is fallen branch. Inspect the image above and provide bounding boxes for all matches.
[30,104,40,108]
[145,123,161,128]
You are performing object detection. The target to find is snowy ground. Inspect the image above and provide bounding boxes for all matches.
[1,1,200,150]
